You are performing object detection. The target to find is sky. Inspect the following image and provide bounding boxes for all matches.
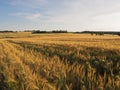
[0,0,120,31]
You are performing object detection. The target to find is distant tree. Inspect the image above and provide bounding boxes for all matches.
[52,30,67,33]
[32,30,48,34]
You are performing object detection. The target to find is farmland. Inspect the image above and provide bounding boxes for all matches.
[0,32,120,90]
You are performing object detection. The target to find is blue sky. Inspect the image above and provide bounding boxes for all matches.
[0,0,120,31]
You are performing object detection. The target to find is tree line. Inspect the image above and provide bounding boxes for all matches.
[32,30,68,34]
[75,31,120,36]
[0,30,15,33]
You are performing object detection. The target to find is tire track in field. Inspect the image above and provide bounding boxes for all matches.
[3,41,54,90]
[0,40,50,90]
[7,40,120,64]
[7,40,86,64]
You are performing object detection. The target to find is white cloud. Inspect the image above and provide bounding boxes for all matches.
[26,13,41,20]
[11,12,41,21]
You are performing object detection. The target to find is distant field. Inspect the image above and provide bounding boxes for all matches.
[0,32,120,90]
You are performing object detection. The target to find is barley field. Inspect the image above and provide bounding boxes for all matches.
[0,32,120,90]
